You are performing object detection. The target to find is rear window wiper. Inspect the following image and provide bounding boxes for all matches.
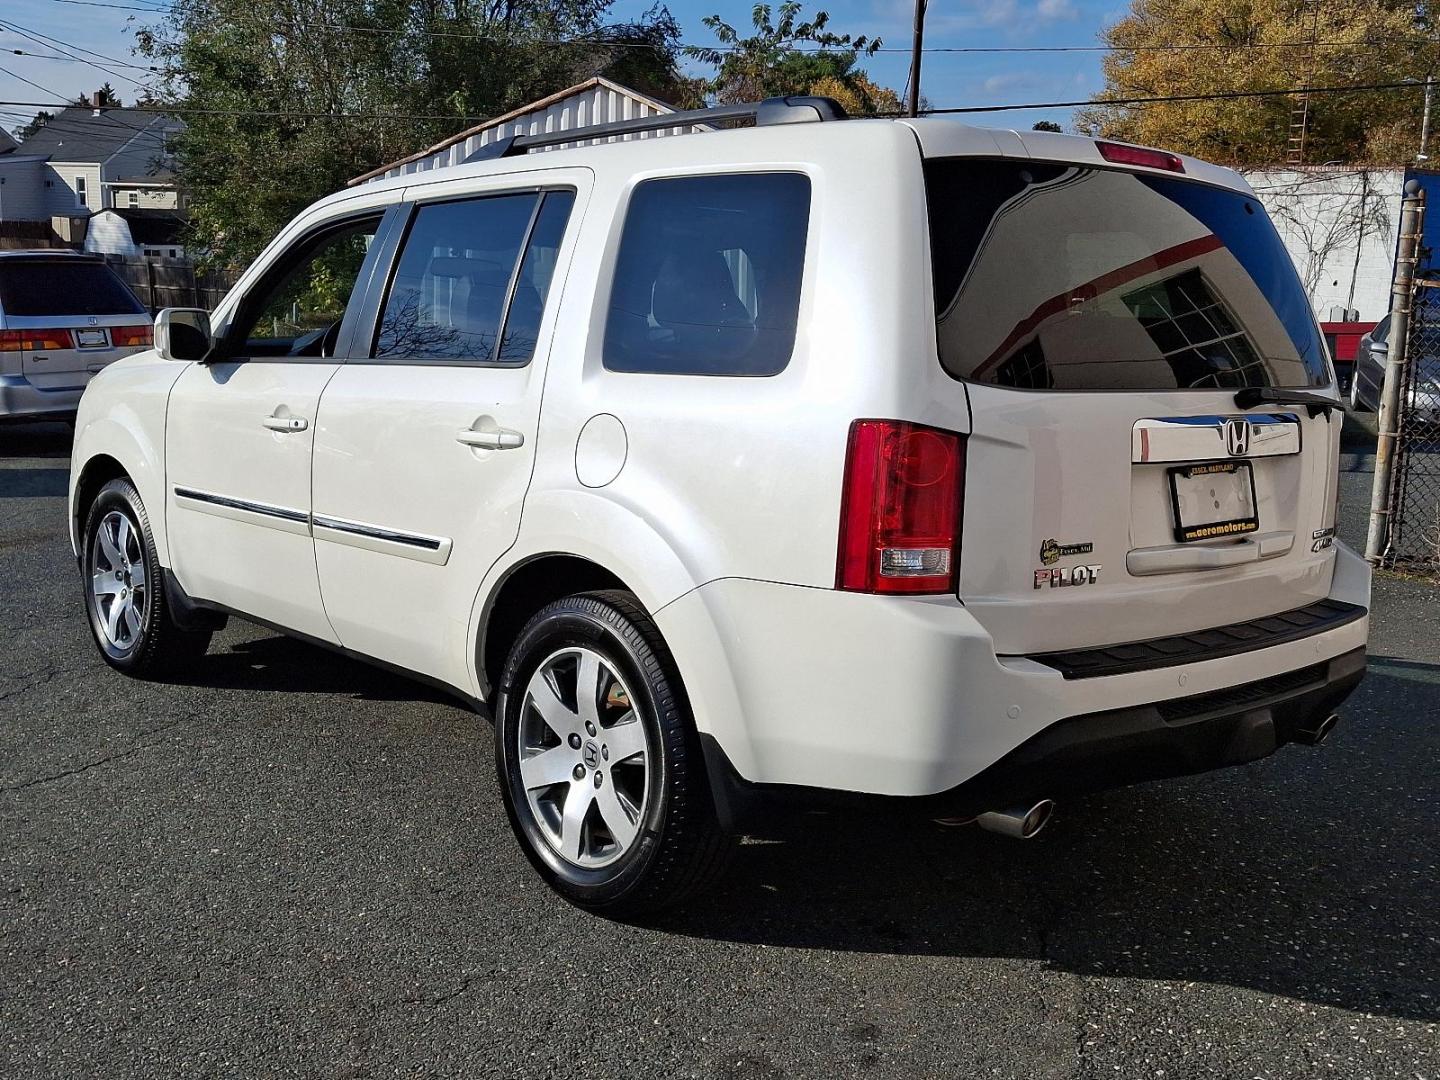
[1233,387,1343,418]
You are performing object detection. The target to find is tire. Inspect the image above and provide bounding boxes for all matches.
[495,590,732,914]
[1349,372,1366,411]
[81,477,212,677]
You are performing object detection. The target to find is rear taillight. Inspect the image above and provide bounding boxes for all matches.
[112,325,154,348]
[836,420,965,595]
[0,329,75,351]
[1095,140,1185,173]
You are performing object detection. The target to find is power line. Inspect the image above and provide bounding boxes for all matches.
[916,78,1437,115]
[0,77,1432,125]
[25,0,1435,56]
[4,46,157,70]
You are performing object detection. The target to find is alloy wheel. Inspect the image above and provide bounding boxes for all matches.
[91,509,147,650]
[517,647,652,869]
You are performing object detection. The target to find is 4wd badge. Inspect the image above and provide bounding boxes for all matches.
[1039,538,1094,566]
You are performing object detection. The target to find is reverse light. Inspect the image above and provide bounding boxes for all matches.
[0,329,75,352]
[836,420,965,595]
[1096,141,1185,173]
[112,325,154,348]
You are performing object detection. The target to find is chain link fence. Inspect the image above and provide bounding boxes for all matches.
[1382,279,1440,573]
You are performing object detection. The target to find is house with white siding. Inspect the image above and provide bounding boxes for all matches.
[1,94,186,253]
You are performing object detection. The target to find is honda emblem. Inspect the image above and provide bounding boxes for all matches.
[1224,418,1250,457]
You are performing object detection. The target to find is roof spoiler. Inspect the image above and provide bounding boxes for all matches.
[464,95,847,163]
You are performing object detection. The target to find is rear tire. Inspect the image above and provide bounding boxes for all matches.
[495,590,731,914]
[81,477,212,678]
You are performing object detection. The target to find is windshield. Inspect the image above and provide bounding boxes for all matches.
[0,260,146,317]
[925,159,1329,391]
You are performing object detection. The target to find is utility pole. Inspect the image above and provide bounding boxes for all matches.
[907,0,928,118]
[1366,181,1426,564]
[1420,75,1434,161]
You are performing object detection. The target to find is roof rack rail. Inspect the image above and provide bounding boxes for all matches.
[464,95,847,163]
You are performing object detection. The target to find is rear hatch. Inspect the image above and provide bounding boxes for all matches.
[0,256,152,390]
[920,137,1341,656]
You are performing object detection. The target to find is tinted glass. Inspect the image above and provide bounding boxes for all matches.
[603,173,810,376]
[375,193,538,362]
[926,160,1329,390]
[236,217,379,357]
[497,190,576,364]
[0,261,145,316]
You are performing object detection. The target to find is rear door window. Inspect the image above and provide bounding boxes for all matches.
[603,173,810,376]
[0,260,145,316]
[373,190,573,365]
[925,159,1329,391]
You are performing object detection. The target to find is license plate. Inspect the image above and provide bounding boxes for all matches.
[75,329,108,349]
[1168,461,1258,543]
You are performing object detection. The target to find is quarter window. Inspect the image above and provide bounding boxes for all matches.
[602,173,810,376]
[373,190,573,365]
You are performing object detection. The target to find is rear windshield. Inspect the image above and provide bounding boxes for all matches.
[0,260,146,317]
[925,160,1328,391]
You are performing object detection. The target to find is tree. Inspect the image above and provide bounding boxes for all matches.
[686,2,902,114]
[1076,0,1440,166]
[72,84,123,107]
[12,111,55,142]
[1032,120,1063,132]
[136,0,688,264]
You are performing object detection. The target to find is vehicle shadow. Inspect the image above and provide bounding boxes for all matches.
[0,421,74,460]
[0,467,69,498]
[164,633,468,709]
[649,657,1439,1023]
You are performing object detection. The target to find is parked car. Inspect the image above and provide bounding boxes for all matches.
[69,98,1370,913]
[0,250,152,421]
[1351,313,1440,423]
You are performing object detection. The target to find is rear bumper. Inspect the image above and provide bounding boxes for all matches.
[703,646,1365,827]
[655,542,1371,802]
[0,373,86,419]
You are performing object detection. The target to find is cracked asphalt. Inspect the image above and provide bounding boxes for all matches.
[2,420,1438,1079]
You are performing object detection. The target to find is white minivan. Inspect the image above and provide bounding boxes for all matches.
[69,98,1369,913]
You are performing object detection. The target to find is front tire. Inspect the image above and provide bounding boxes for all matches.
[495,590,731,914]
[82,477,212,677]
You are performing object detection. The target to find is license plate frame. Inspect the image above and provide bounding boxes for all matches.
[1167,460,1258,543]
[74,328,109,349]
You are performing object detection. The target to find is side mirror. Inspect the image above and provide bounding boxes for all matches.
[1371,341,1389,355]
[155,308,214,362]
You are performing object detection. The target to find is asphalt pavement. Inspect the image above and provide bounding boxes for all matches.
[2,420,1437,1079]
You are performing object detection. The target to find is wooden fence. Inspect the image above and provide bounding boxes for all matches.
[102,256,242,313]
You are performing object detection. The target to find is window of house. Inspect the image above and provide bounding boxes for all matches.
[74,176,87,206]
[602,173,811,377]
[128,191,139,207]
[373,190,574,365]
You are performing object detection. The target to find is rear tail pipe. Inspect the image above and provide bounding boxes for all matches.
[1294,713,1340,747]
[975,799,1055,840]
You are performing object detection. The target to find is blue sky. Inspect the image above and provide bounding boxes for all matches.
[2,0,1126,137]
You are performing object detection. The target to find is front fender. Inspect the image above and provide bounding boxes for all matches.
[69,355,182,562]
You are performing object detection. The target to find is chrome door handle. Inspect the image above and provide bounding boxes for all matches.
[456,426,524,450]
[263,415,308,432]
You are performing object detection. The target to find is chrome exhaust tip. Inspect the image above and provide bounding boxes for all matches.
[1294,713,1340,747]
[975,799,1055,840]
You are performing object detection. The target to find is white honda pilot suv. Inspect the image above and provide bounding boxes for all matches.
[70,98,1370,913]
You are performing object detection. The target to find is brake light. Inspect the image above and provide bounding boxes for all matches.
[1096,141,1185,173]
[112,325,154,348]
[836,420,965,595]
[0,329,75,352]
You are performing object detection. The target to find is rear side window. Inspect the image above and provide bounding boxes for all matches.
[374,189,573,364]
[0,260,145,317]
[603,173,810,376]
[925,159,1328,391]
